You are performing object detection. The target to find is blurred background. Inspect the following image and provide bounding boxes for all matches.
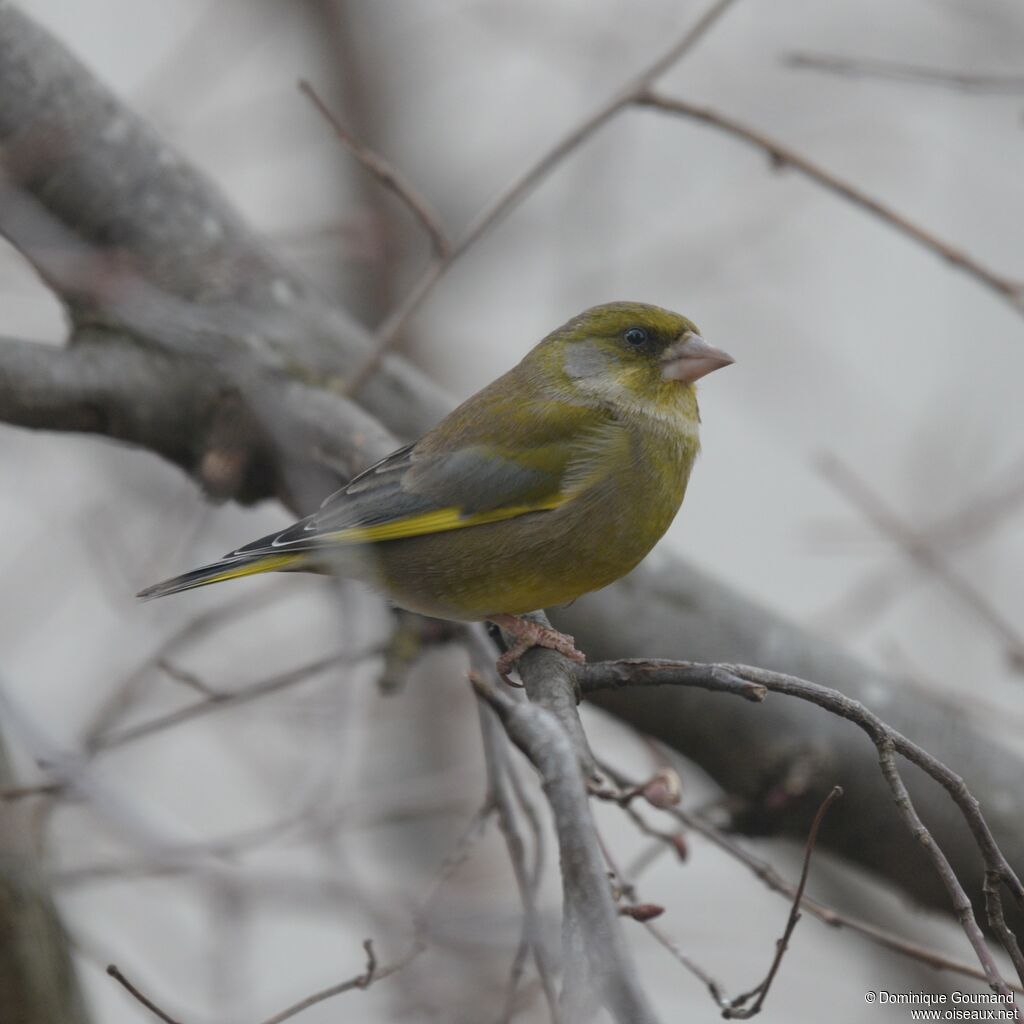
[2,1,1023,1021]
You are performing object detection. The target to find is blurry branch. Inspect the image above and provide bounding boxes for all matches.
[502,756,555,1022]
[99,748,495,1022]
[0,742,91,1024]
[784,52,1024,95]
[95,646,382,752]
[721,786,843,1020]
[255,939,423,1024]
[580,658,1024,1004]
[107,939,424,1024]
[599,761,1024,993]
[342,0,743,393]
[811,454,1024,637]
[472,669,660,1024]
[83,588,289,747]
[817,453,1024,671]
[477,703,560,1021]
[298,79,450,259]
[470,614,644,1021]
[4,646,383,812]
[106,965,181,1024]
[636,91,1024,317]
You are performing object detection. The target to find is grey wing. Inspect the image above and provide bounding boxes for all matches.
[227,438,560,557]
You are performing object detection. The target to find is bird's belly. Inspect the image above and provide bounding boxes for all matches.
[365,451,691,620]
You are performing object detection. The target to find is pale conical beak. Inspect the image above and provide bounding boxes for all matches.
[661,332,735,383]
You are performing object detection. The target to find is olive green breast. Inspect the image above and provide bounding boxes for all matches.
[364,399,700,620]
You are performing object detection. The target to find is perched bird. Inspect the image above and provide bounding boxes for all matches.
[139,302,733,678]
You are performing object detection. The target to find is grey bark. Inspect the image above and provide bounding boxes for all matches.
[0,744,91,1024]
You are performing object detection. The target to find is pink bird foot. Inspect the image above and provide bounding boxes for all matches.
[488,614,586,685]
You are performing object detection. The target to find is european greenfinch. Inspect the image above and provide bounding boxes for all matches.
[139,302,734,677]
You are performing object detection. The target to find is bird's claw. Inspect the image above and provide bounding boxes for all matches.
[489,615,586,686]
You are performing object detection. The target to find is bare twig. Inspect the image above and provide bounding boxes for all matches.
[106,964,183,1024]
[298,79,450,259]
[579,659,767,703]
[255,939,424,1024]
[471,672,661,1024]
[811,454,1024,636]
[94,647,380,752]
[343,0,742,394]
[597,760,1024,993]
[583,661,1023,1005]
[83,588,291,749]
[643,922,727,1005]
[477,698,560,1022]
[723,786,843,1018]
[817,452,1024,670]
[637,91,1024,316]
[784,52,1024,95]
[499,751,557,1023]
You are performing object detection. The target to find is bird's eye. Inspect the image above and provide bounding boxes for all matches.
[624,327,648,346]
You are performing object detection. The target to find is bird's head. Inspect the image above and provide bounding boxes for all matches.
[533,302,734,404]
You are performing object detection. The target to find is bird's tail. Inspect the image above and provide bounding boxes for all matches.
[136,552,303,600]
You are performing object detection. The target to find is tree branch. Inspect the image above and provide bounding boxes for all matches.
[472,672,660,1024]
[637,90,1024,316]
[579,657,1023,1005]
[342,0,743,394]
[784,52,1024,95]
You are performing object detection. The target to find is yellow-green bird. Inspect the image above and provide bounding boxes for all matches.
[139,302,733,677]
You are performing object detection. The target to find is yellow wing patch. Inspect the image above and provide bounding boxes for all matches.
[326,496,567,544]
[200,554,302,585]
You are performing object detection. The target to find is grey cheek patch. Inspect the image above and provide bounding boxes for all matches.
[563,344,612,380]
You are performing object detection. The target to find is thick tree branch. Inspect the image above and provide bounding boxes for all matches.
[554,562,1024,929]
[0,743,91,1024]
[472,673,660,1024]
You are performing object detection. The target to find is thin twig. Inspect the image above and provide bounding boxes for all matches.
[579,659,767,702]
[598,760,1024,993]
[817,452,1024,670]
[476,695,561,1022]
[499,755,557,1024]
[637,91,1024,316]
[156,657,224,698]
[95,647,379,751]
[723,786,843,1018]
[298,79,450,259]
[417,799,496,912]
[811,454,1024,636]
[84,588,289,750]
[106,965,183,1024]
[726,665,1022,1004]
[784,52,1024,95]
[255,939,424,1024]
[643,921,727,1005]
[585,662,1024,1004]
[343,0,742,394]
